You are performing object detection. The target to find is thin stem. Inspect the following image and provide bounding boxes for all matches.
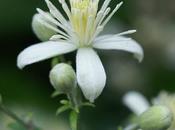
[67,87,84,130]
[67,87,83,112]
[67,93,79,130]
[0,104,38,130]
[60,55,66,62]
[51,55,66,68]
[67,92,77,109]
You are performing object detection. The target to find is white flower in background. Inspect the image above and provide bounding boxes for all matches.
[123,91,175,130]
[17,0,143,102]
[123,91,149,115]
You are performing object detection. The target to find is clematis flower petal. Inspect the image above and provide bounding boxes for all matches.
[76,48,106,102]
[123,91,150,115]
[17,41,77,69]
[93,35,144,62]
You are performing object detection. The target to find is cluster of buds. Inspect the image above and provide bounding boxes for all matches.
[123,92,174,130]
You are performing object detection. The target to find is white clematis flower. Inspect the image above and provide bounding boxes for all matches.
[123,91,150,115]
[123,91,175,130]
[17,0,144,102]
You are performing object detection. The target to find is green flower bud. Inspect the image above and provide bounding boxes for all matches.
[49,63,76,94]
[138,105,173,130]
[32,13,57,41]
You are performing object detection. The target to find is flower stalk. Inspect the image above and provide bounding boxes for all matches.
[67,89,80,112]
[0,103,39,130]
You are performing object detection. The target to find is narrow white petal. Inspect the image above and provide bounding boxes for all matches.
[123,91,150,115]
[116,30,137,36]
[17,41,77,69]
[76,48,106,102]
[50,34,69,41]
[94,35,132,44]
[59,0,72,21]
[45,0,68,24]
[97,8,111,27]
[94,34,112,41]
[100,0,112,12]
[37,8,60,27]
[36,8,70,38]
[101,2,123,27]
[93,35,144,62]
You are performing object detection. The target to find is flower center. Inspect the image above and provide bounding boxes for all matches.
[73,0,90,10]
[70,0,99,47]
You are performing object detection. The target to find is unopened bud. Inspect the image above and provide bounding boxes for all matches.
[32,13,57,41]
[138,105,173,130]
[49,63,76,93]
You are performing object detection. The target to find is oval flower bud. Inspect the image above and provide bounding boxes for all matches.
[32,13,57,41]
[49,63,76,94]
[138,105,173,130]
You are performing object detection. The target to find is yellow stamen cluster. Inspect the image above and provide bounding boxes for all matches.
[41,0,123,47]
[70,0,99,46]
[72,0,90,9]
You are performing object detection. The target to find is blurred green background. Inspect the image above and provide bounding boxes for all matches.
[0,0,175,130]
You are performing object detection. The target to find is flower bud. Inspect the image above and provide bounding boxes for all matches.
[138,105,173,130]
[49,63,76,94]
[32,13,57,41]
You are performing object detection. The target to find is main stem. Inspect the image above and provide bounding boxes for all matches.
[67,87,82,112]
[67,92,78,111]
[67,88,82,130]
[0,104,38,130]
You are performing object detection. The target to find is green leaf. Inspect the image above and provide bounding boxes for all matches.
[56,105,70,115]
[8,122,26,130]
[8,122,42,130]
[60,100,69,105]
[69,111,78,130]
[81,102,95,108]
[51,91,63,98]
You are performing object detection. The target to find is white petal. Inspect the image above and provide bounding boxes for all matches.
[101,2,123,27]
[76,48,106,102]
[123,91,150,115]
[93,35,144,62]
[17,41,77,69]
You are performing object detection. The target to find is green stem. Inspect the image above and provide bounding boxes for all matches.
[51,55,66,68]
[0,104,38,130]
[67,87,83,112]
[69,110,78,130]
[59,55,66,62]
[67,92,77,110]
